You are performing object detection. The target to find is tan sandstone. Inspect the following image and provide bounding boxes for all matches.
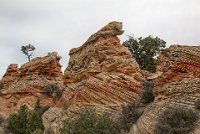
[131,45,200,134]
[0,52,63,116]
[43,21,144,131]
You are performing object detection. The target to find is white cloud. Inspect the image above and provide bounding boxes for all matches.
[0,0,200,79]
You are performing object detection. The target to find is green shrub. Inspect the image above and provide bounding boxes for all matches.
[140,81,155,104]
[119,102,143,132]
[0,82,4,90]
[7,105,29,134]
[43,85,57,96]
[43,85,63,100]
[62,102,71,111]
[53,89,63,100]
[32,129,44,134]
[27,110,44,133]
[155,106,199,134]
[45,128,55,134]
[195,99,200,110]
[60,109,121,134]
[161,48,169,57]
[7,102,44,134]
[0,115,4,126]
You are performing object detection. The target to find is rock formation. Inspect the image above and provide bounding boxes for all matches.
[0,52,63,116]
[0,64,19,89]
[42,22,144,131]
[131,45,200,134]
[0,21,199,134]
[62,21,144,106]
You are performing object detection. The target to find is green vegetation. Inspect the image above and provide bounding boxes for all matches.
[0,82,4,90]
[21,44,35,62]
[62,101,71,111]
[45,128,55,134]
[0,115,4,126]
[123,35,166,72]
[60,109,121,134]
[119,102,143,132]
[43,85,63,100]
[32,129,44,134]
[195,99,200,110]
[160,48,169,57]
[7,102,44,134]
[155,106,199,134]
[140,81,155,104]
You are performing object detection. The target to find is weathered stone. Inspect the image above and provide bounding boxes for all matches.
[0,52,63,116]
[131,45,200,134]
[62,21,144,107]
[43,107,64,134]
[0,64,19,89]
[43,21,144,132]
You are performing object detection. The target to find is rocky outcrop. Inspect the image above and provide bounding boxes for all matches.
[131,45,200,134]
[0,52,63,116]
[43,22,144,132]
[0,64,19,89]
[62,21,144,107]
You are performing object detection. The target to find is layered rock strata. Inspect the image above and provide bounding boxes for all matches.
[42,22,144,132]
[62,21,144,107]
[0,52,63,116]
[0,64,19,89]
[131,45,200,134]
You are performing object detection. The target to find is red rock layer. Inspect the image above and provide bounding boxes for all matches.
[0,64,19,89]
[0,52,63,116]
[131,45,200,134]
[61,21,144,107]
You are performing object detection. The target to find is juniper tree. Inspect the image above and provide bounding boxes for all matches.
[21,44,35,62]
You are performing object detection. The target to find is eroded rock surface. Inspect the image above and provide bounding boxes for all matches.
[43,22,144,132]
[62,21,144,107]
[131,45,200,134]
[0,52,63,116]
[0,64,19,89]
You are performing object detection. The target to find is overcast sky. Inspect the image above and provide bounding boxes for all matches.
[0,0,200,79]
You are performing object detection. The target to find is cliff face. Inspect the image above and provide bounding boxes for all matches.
[131,45,200,134]
[42,22,144,132]
[0,64,19,89]
[1,21,199,134]
[61,21,144,106]
[0,52,63,116]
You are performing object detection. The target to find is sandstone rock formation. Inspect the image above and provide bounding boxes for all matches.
[0,64,19,89]
[62,21,144,107]
[131,45,200,134]
[0,52,63,116]
[42,22,144,132]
